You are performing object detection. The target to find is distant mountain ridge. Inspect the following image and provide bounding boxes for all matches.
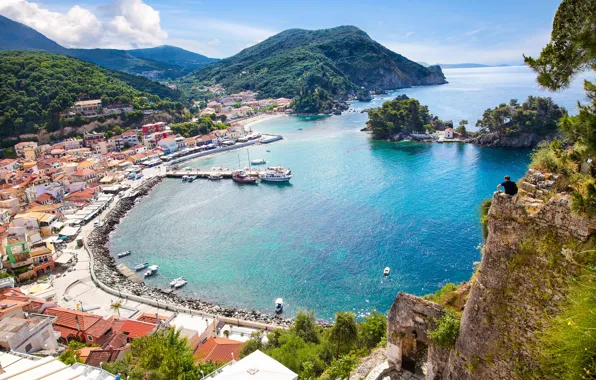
[0,15,217,79]
[188,26,446,99]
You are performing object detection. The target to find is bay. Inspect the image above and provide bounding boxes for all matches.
[110,66,590,320]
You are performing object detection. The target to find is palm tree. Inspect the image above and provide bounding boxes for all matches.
[110,300,122,317]
[329,312,358,359]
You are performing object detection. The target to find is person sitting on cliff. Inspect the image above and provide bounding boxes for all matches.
[497,175,518,196]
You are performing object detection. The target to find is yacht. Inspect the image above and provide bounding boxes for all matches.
[232,170,258,184]
[170,277,188,289]
[261,166,292,182]
[144,265,159,277]
[134,262,149,271]
[117,250,131,258]
[251,158,266,165]
[275,298,284,314]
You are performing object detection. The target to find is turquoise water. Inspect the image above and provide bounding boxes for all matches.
[110,66,590,320]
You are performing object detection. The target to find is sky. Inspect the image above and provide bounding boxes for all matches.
[0,0,563,65]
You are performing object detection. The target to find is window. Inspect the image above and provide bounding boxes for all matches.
[87,336,93,342]
[25,343,32,352]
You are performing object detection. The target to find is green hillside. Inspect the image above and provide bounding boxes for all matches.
[187,26,446,99]
[0,51,181,138]
[0,15,216,79]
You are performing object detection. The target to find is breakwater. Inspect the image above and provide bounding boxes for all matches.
[86,177,294,328]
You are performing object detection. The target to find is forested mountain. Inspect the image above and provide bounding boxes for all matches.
[0,51,181,138]
[0,15,216,79]
[188,26,446,99]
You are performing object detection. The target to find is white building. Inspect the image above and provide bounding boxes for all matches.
[0,351,116,379]
[444,128,454,139]
[0,314,60,354]
[208,350,298,380]
[157,137,178,154]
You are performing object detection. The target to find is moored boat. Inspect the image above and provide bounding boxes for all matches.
[232,170,258,184]
[261,166,292,182]
[188,176,196,183]
[182,175,189,182]
[134,262,149,271]
[275,298,284,314]
[251,158,266,165]
[208,174,222,180]
[170,277,188,289]
[144,265,159,277]
[384,267,390,276]
[117,250,131,258]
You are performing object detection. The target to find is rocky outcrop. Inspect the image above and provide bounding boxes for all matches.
[381,169,596,379]
[470,132,552,148]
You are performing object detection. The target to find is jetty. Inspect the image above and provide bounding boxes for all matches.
[167,170,265,179]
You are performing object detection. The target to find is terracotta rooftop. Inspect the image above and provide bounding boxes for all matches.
[44,307,102,331]
[136,312,167,324]
[194,337,244,364]
[119,319,156,338]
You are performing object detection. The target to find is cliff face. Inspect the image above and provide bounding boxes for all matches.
[371,169,596,380]
[470,132,549,148]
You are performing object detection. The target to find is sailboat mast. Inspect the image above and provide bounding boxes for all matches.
[247,149,252,173]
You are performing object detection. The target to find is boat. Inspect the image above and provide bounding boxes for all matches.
[117,250,131,258]
[251,158,266,165]
[232,170,258,184]
[384,267,391,276]
[261,166,292,182]
[275,298,283,314]
[170,277,188,289]
[188,176,196,183]
[208,173,222,180]
[134,263,149,271]
[144,265,159,277]
[182,175,189,182]
[266,150,271,152]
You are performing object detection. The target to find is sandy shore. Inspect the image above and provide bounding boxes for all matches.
[237,113,288,129]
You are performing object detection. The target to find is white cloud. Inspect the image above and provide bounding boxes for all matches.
[0,0,167,49]
[207,38,221,47]
[380,31,550,65]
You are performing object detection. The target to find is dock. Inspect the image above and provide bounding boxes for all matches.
[166,170,265,179]
[116,264,143,284]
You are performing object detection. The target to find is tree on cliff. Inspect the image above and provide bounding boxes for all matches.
[475,96,566,136]
[366,96,432,138]
[329,312,358,359]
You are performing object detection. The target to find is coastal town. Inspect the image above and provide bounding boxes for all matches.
[0,98,300,377]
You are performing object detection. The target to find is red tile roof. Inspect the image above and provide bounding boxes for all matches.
[85,350,120,367]
[54,325,80,340]
[194,337,244,364]
[44,307,102,331]
[119,319,156,338]
[136,312,167,324]
[85,318,112,338]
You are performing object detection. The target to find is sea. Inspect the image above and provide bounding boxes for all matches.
[110,66,594,320]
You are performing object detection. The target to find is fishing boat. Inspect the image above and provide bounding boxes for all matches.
[170,277,188,289]
[144,265,159,277]
[182,175,189,182]
[251,158,266,165]
[117,250,131,258]
[261,166,292,182]
[208,173,222,180]
[232,170,258,184]
[134,263,149,271]
[384,267,391,276]
[275,298,283,314]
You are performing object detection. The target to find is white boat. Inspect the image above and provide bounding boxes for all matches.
[134,262,149,271]
[384,267,390,276]
[144,265,159,277]
[170,277,188,289]
[182,175,189,182]
[208,173,222,180]
[261,166,292,182]
[117,250,131,258]
[251,158,266,165]
[275,298,283,314]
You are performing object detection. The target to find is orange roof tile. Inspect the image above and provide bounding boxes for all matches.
[44,307,102,331]
[136,312,167,324]
[119,319,156,338]
[194,337,244,364]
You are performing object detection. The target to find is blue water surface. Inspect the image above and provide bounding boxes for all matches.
[110,66,591,320]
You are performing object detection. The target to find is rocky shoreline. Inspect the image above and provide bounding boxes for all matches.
[86,177,296,328]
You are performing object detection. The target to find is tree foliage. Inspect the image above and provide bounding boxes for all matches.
[428,312,461,347]
[169,117,226,138]
[0,50,181,138]
[475,96,566,136]
[366,95,432,138]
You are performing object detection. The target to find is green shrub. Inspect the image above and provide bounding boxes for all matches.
[530,144,562,172]
[480,199,492,239]
[428,312,461,347]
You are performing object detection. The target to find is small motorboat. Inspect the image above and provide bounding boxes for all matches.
[170,277,188,289]
[275,298,283,314]
[117,250,131,258]
[134,262,149,271]
[182,175,189,182]
[188,176,196,183]
[144,265,159,277]
[208,174,222,180]
[384,267,391,276]
[251,158,266,165]
[266,150,271,152]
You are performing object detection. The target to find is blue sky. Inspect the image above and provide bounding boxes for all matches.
[0,0,562,64]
